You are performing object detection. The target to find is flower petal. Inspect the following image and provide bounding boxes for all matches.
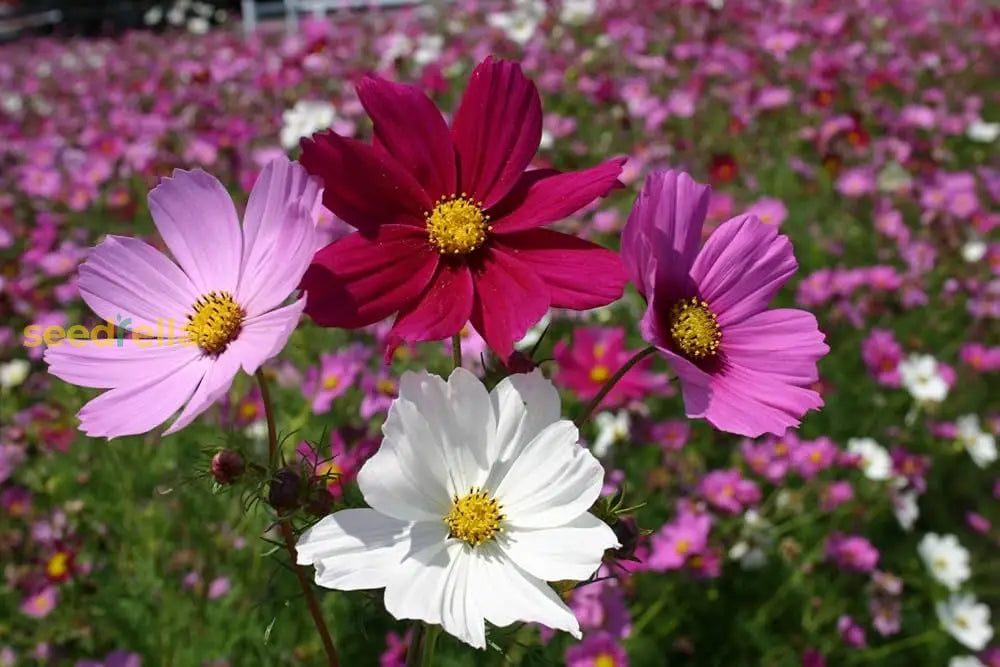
[77,236,199,331]
[621,169,708,300]
[474,543,580,639]
[451,57,542,208]
[228,298,305,376]
[383,540,464,635]
[147,169,243,295]
[74,355,211,438]
[469,247,550,359]
[299,131,431,235]
[386,262,474,352]
[485,370,561,485]
[300,226,438,328]
[489,159,625,233]
[493,229,626,309]
[44,337,198,389]
[690,214,796,327]
[494,421,604,528]
[163,346,244,434]
[356,75,457,201]
[237,157,321,316]
[501,513,619,582]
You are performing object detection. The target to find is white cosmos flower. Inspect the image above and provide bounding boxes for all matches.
[893,489,919,531]
[281,101,338,151]
[967,119,1000,143]
[847,437,892,481]
[0,359,30,389]
[296,368,618,648]
[560,0,597,24]
[592,410,630,458]
[962,239,988,263]
[488,0,545,45]
[898,353,949,403]
[918,533,971,591]
[956,415,997,468]
[937,594,994,651]
[949,656,986,667]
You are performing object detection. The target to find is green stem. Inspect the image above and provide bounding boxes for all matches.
[405,622,441,667]
[451,334,462,370]
[256,370,341,667]
[574,345,657,427]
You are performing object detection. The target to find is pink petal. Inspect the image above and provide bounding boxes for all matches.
[45,338,200,389]
[301,225,439,328]
[299,131,430,236]
[489,159,626,233]
[451,56,542,209]
[493,229,626,309]
[387,262,474,351]
[164,348,244,434]
[356,75,457,201]
[78,236,199,331]
[621,170,709,301]
[148,169,243,295]
[690,215,796,327]
[705,309,827,437]
[229,298,307,375]
[469,247,550,358]
[75,355,211,438]
[237,158,321,316]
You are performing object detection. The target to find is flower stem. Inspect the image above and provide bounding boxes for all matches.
[451,334,462,370]
[256,370,340,667]
[574,345,657,427]
[405,623,441,667]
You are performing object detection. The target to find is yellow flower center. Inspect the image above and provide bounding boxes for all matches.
[322,375,340,391]
[376,379,397,396]
[595,655,616,667]
[445,488,504,546]
[316,461,341,479]
[590,364,611,383]
[239,403,258,420]
[185,291,244,355]
[46,552,69,579]
[425,195,490,255]
[676,538,691,555]
[670,297,721,360]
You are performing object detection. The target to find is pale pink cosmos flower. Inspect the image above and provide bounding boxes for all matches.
[44,158,321,438]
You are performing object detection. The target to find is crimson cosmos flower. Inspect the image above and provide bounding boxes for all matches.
[298,56,628,358]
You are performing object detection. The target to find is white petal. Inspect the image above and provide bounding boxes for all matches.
[474,543,580,639]
[383,540,461,630]
[440,547,486,649]
[485,369,561,486]
[500,513,619,582]
[494,421,605,528]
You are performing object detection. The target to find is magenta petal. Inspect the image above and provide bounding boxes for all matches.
[299,131,431,235]
[621,170,709,300]
[469,247,550,358]
[45,338,200,389]
[493,229,626,309]
[238,157,321,316]
[705,309,827,437]
[356,75,457,201]
[387,262,474,351]
[690,214,796,327]
[451,56,542,209]
[490,158,626,233]
[301,225,438,328]
[75,355,211,438]
[148,168,243,295]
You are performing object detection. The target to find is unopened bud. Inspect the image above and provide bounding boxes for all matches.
[306,486,336,517]
[268,468,302,514]
[504,351,537,375]
[611,516,640,560]
[211,449,245,485]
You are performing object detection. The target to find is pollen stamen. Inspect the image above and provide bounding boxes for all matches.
[185,291,244,356]
[669,297,722,360]
[425,196,490,255]
[445,487,504,546]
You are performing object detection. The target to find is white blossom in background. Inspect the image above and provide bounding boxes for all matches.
[281,100,338,151]
[899,353,949,403]
[967,119,1000,143]
[488,0,546,45]
[918,533,971,591]
[296,368,618,648]
[893,489,919,531]
[728,509,774,570]
[187,16,210,34]
[962,238,987,263]
[956,415,997,468]
[937,594,994,650]
[0,359,30,390]
[517,311,552,350]
[949,656,986,667]
[592,410,630,458]
[560,0,597,24]
[847,437,892,481]
[413,34,444,66]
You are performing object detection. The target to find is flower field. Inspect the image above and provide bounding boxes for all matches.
[1,0,998,665]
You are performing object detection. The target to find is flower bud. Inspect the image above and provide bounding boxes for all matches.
[611,516,640,560]
[306,486,336,517]
[504,351,537,375]
[268,468,302,514]
[211,449,245,485]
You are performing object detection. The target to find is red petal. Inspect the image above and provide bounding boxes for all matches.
[469,246,550,359]
[490,158,626,233]
[299,131,430,236]
[494,229,627,309]
[385,262,474,356]
[301,225,438,328]
[356,75,457,201]
[451,56,542,209]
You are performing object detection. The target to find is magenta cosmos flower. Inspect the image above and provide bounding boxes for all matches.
[298,56,627,358]
[621,170,828,437]
[44,158,321,438]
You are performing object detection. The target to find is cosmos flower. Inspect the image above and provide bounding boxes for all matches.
[299,56,627,359]
[620,169,827,437]
[296,368,618,648]
[918,533,971,592]
[45,158,321,438]
[898,354,949,403]
[846,437,892,481]
[937,594,994,651]
[955,415,997,468]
